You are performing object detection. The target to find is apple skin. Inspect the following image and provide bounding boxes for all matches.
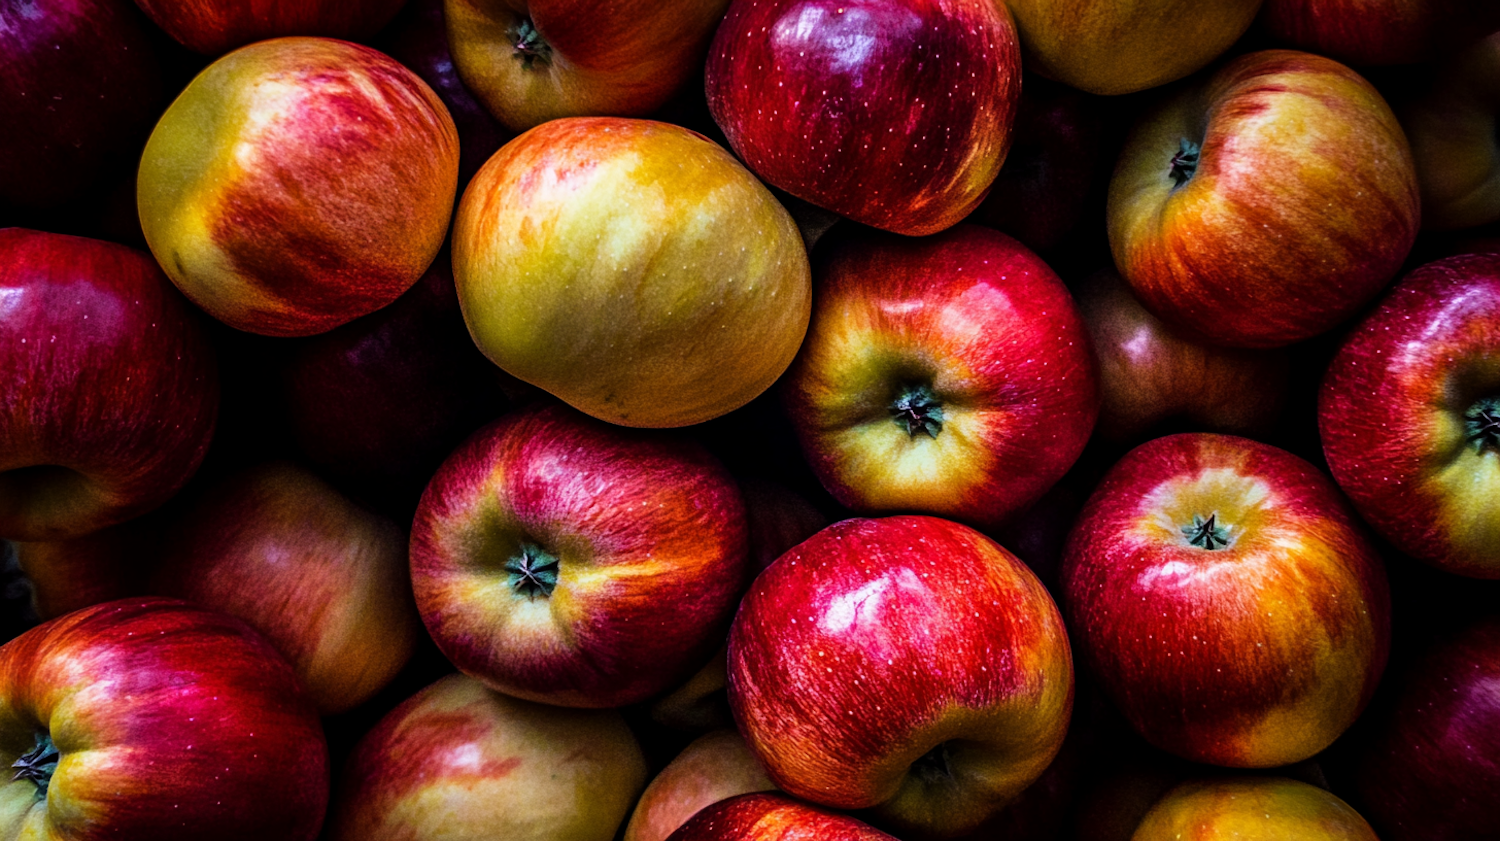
[137,37,459,337]
[452,117,811,428]
[704,0,1022,237]
[728,515,1074,839]
[411,401,750,708]
[1319,253,1500,578]
[150,461,422,715]
[1131,777,1377,840]
[1005,0,1261,96]
[12,516,157,620]
[782,224,1098,531]
[1061,433,1390,768]
[623,729,777,841]
[667,793,897,841]
[1400,31,1500,231]
[0,229,218,542]
[1108,49,1420,348]
[329,672,648,841]
[132,0,407,55]
[0,597,328,840]
[1260,0,1444,65]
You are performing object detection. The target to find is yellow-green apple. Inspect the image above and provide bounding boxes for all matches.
[137,37,459,337]
[150,461,422,714]
[623,729,777,841]
[704,0,1022,236]
[411,402,750,707]
[1077,269,1289,443]
[329,672,647,841]
[1130,777,1377,840]
[132,0,406,54]
[1061,433,1390,768]
[1353,614,1500,841]
[1400,31,1500,230]
[728,515,1074,839]
[1005,0,1262,95]
[446,0,729,132]
[0,229,218,542]
[0,597,328,840]
[667,793,898,841]
[452,117,810,428]
[1108,50,1420,348]
[1320,253,1500,577]
[782,225,1098,531]
[0,0,163,209]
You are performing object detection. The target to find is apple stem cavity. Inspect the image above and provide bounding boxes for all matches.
[11,732,58,797]
[1168,138,1201,188]
[890,384,945,439]
[1465,397,1500,454]
[1182,513,1230,550]
[509,18,553,70]
[910,741,954,783]
[505,541,560,599]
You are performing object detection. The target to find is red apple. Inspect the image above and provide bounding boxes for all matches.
[1320,253,1500,577]
[1132,777,1377,840]
[704,0,1022,236]
[1061,433,1390,768]
[132,0,406,54]
[623,729,777,841]
[0,597,327,840]
[411,402,750,707]
[1261,0,1448,65]
[137,37,459,337]
[329,672,647,841]
[1108,50,1420,348]
[667,793,897,841]
[12,516,157,619]
[0,229,218,542]
[728,515,1073,839]
[1400,30,1500,231]
[782,224,1098,531]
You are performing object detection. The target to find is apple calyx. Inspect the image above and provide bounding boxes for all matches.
[1168,138,1201,188]
[11,732,58,797]
[1181,513,1230,550]
[509,18,553,70]
[505,541,560,599]
[1465,397,1500,454]
[890,384,945,439]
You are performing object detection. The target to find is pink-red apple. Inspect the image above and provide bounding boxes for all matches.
[623,729,777,841]
[667,793,897,841]
[132,0,406,55]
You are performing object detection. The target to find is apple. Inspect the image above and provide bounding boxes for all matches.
[137,37,459,337]
[0,597,327,840]
[132,0,406,55]
[1108,49,1420,348]
[667,793,897,841]
[704,0,1022,236]
[1400,30,1500,231]
[1005,0,1262,96]
[728,514,1073,839]
[1061,432,1390,768]
[411,401,750,707]
[0,229,218,542]
[1260,0,1447,65]
[452,117,811,428]
[782,224,1098,531]
[623,729,777,841]
[1131,777,1377,840]
[446,0,729,132]
[12,516,156,619]
[329,672,647,841]
[1321,252,1500,578]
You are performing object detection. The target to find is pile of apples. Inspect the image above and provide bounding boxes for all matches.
[3,0,1500,839]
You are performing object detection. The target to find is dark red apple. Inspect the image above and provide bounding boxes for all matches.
[133,0,407,54]
[667,793,897,841]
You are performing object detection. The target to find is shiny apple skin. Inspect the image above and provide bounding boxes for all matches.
[1320,254,1500,578]
[0,598,328,840]
[452,117,810,428]
[411,402,750,708]
[728,515,1073,839]
[1062,433,1390,768]
[667,793,897,841]
[137,37,459,337]
[783,225,1098,531]
[705,0,1021,236]
[132,0,406,54]
[1131,777,1377,841]
[1353,615,1500,841]
[330,672,647,841]
[0,229,218,542]
[1005,0,1261,95]
[1109,50,1419,348]
[623,729,777,841]
[1401,31,1500,231]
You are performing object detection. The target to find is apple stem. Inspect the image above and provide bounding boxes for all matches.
[11,732,58,797]
[890,384,944,439]
[505,541,559,599]
[1168,138,1200,188]
[910,741,953,783]
[1465,397,1500,454]
[1182,513,1230,550]
[509,18,552,70]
